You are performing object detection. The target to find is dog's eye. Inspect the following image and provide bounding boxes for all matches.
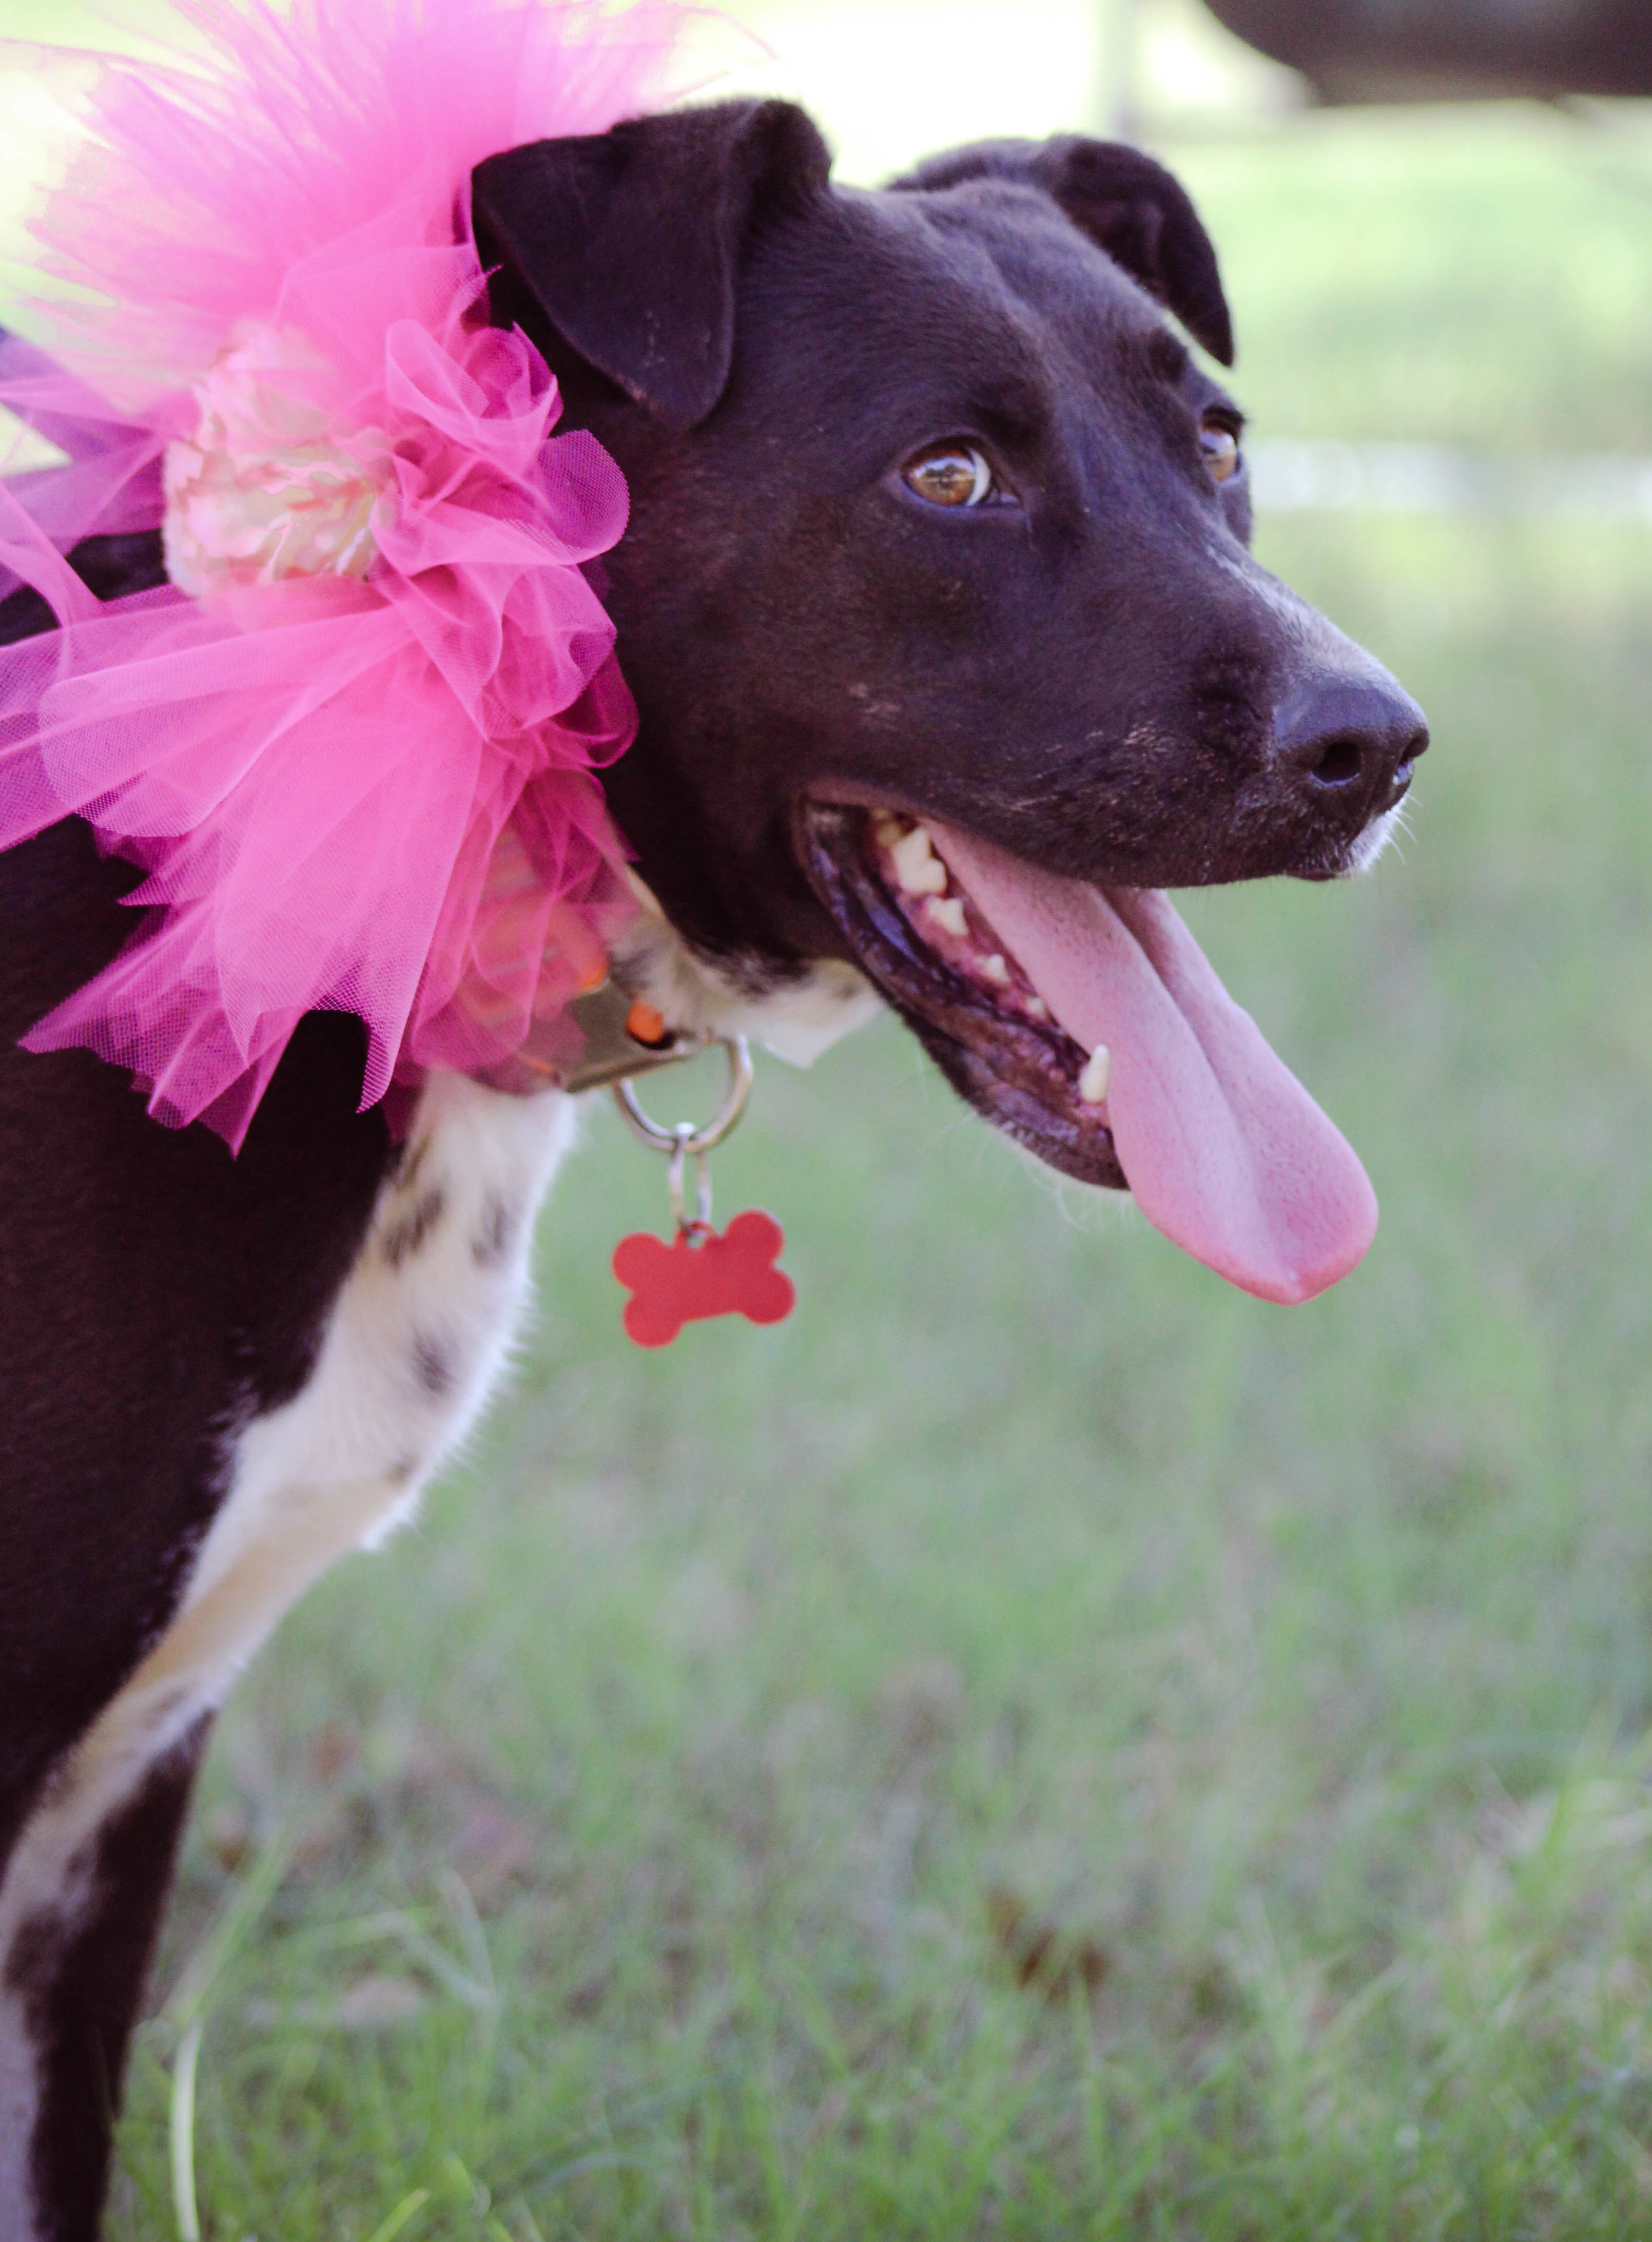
[1199,417,1241,485]
[903,443,997,508]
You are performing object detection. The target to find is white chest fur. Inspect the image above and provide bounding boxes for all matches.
[83,1072,572,1803]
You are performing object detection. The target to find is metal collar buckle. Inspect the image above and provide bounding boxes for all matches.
[558,978,707,1095]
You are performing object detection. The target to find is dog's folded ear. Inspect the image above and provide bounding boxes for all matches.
[472,100,832,430]
[889,137,1234,368]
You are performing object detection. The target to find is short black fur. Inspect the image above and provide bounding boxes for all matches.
[476,102,1423,1039]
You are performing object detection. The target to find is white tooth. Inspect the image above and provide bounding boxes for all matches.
[891,824,947,896]
[871,810,908,850]
[981,953,1010,985]
[925,894,968,938]
[1078,1044,1112,1106]
[1025,996,1049,1020]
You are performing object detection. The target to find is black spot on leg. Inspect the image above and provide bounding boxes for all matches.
[388,1453,421,1486]
[394,1134,431,1193]
[472,1193,517,1270]
[411,1334,456,1399]
[382,1185,446,1270]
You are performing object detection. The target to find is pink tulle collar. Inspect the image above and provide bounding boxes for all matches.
[0,0,693,1145]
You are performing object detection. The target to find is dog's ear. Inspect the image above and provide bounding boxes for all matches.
[472,100,832,430]
[889,137,1234,367]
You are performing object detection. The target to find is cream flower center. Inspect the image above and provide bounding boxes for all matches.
[163,322,388,596]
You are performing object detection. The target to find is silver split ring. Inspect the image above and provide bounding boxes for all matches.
[613,1035,753,1156]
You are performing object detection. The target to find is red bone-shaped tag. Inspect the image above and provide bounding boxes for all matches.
[612,1212,795,1347]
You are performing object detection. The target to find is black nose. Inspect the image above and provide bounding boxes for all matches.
[1272,675,1428,817]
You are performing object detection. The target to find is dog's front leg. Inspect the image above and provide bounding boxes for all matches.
[0,1073,576,2240]
[0,1722,208,2242]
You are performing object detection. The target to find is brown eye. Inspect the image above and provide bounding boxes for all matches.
[904,443,996,507]
[1200,418,1241,485]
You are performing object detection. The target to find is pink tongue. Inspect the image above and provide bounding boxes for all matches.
[927,822,1377,1304]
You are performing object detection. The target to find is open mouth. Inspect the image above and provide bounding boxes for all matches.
[796,800,1379,1306]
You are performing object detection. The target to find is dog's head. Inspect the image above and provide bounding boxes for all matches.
[473,102,1426,1303]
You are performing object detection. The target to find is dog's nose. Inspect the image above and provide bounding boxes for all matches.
[1273,674,1428,817]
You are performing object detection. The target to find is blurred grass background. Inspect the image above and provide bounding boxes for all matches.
[9,0,1652,2233]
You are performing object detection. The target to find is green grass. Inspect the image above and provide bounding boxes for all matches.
[82,94,1652,2242]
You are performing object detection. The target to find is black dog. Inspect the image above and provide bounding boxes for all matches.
[0,102,1423,2238]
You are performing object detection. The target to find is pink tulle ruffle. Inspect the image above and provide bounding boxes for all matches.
[0,0,693,1144]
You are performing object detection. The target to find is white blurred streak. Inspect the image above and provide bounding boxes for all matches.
[717,0,1300,180]
[1251,440,1652,519]
[0,44,101,348]
[721,0,1103,181]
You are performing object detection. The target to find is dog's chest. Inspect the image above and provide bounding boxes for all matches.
[195,1072,579,1617]
[51,1071,577,1804]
